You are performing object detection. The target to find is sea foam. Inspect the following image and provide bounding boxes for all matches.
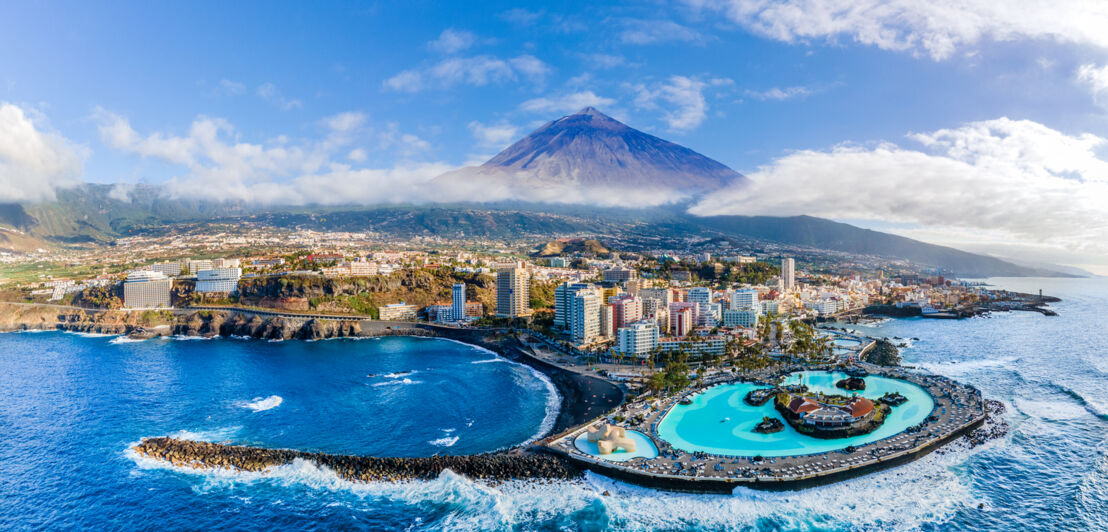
[241,395,283,412]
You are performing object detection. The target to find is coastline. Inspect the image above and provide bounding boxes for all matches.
[3,302,1002,494]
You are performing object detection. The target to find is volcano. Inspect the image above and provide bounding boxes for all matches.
[434,107,746,206]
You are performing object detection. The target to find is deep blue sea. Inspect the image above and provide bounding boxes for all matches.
[2,277,1107,531]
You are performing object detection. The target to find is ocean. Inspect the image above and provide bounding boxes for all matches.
[1,277,1105,531]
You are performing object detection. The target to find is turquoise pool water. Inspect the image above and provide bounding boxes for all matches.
[656,371,935,457]
[574,430,659,462]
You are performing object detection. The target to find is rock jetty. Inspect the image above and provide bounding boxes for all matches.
[863,339,901,366]
[133,437,582,483]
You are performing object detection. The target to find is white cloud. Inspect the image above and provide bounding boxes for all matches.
[108,182,134,203]
[375,122,431,156]
[468,121,520,149]
[499,8,544,25]
[256,82,302,110]
[384,54,549,92]
[0,103,84,202]
[217,79,246,96]
[323,111,366,133]
[509,54,553,85]
[685,0,1108,60]
[382,70,424,92]
[428,56,510,87]
[1077,63,1108,109]
[347,148,367,162]
[581,53,628,69]
[631,76,713,132]
[744,85,813,100]
[519,91,617,114]
[428,28,477,54]
[96,109,450,205]
[620,19,703,45]
[690,117,1108,258]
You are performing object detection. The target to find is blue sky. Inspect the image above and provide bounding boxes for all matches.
[2,1,1108,271]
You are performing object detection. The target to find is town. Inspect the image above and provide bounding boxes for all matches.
[1,225,1052,383]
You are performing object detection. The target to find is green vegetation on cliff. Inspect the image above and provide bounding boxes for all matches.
[235,268,496,316]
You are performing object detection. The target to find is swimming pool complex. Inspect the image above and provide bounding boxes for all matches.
[656,371,935,457]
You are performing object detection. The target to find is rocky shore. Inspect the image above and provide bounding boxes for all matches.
[963,399,1009,447]
[133,437,582,484]
[0,304,374,341]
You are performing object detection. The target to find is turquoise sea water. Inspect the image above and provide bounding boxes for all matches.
[1,277,1107,530]
[657,372,933,457]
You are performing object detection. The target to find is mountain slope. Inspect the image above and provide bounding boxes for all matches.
[434,107,745,206]
[689,214,1066,277]
[2,187,1066,276]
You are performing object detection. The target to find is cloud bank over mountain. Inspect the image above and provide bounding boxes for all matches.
[691,117,1108,258]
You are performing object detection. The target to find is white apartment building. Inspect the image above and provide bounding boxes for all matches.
[722,308,759,328]
[186,259,214,274]
[658,336,727,357]
[148,262,182,277]
[602,268,638,283]
[687,287,714,326]
[730,289,759,311]
[571,290,601,345]
[379,303,418,321]
[123,270,172,309]
[554,282,595,327]
[616,320,659,358]
[195,267,241,294]
[212,258,241,269]
[451,283,466,322]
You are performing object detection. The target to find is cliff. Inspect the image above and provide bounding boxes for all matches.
[0,305,369,341]
[236,270,496,316]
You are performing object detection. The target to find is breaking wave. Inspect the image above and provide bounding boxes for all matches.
[241,395,283,412]
[428,436,460,448]
[109,336,146,344]
[372,378,420,387]
[124,436,984,531]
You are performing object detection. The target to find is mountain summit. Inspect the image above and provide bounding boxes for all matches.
[434,108,747,206]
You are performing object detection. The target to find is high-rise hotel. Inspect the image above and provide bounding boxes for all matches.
[782,257,795,291]
[496,267,530,318]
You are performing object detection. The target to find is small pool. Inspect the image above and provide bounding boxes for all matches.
[656,371,934,457]
[832,337,863,348]
[573,429,659,462]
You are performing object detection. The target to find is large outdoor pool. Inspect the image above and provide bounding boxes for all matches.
[656,371,934,457]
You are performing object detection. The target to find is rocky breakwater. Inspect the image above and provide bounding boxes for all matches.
[133,437,582,484]
[863,339,902,367]
[963,399,1009,448]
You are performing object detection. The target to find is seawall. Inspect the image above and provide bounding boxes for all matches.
[133,437,582,483]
